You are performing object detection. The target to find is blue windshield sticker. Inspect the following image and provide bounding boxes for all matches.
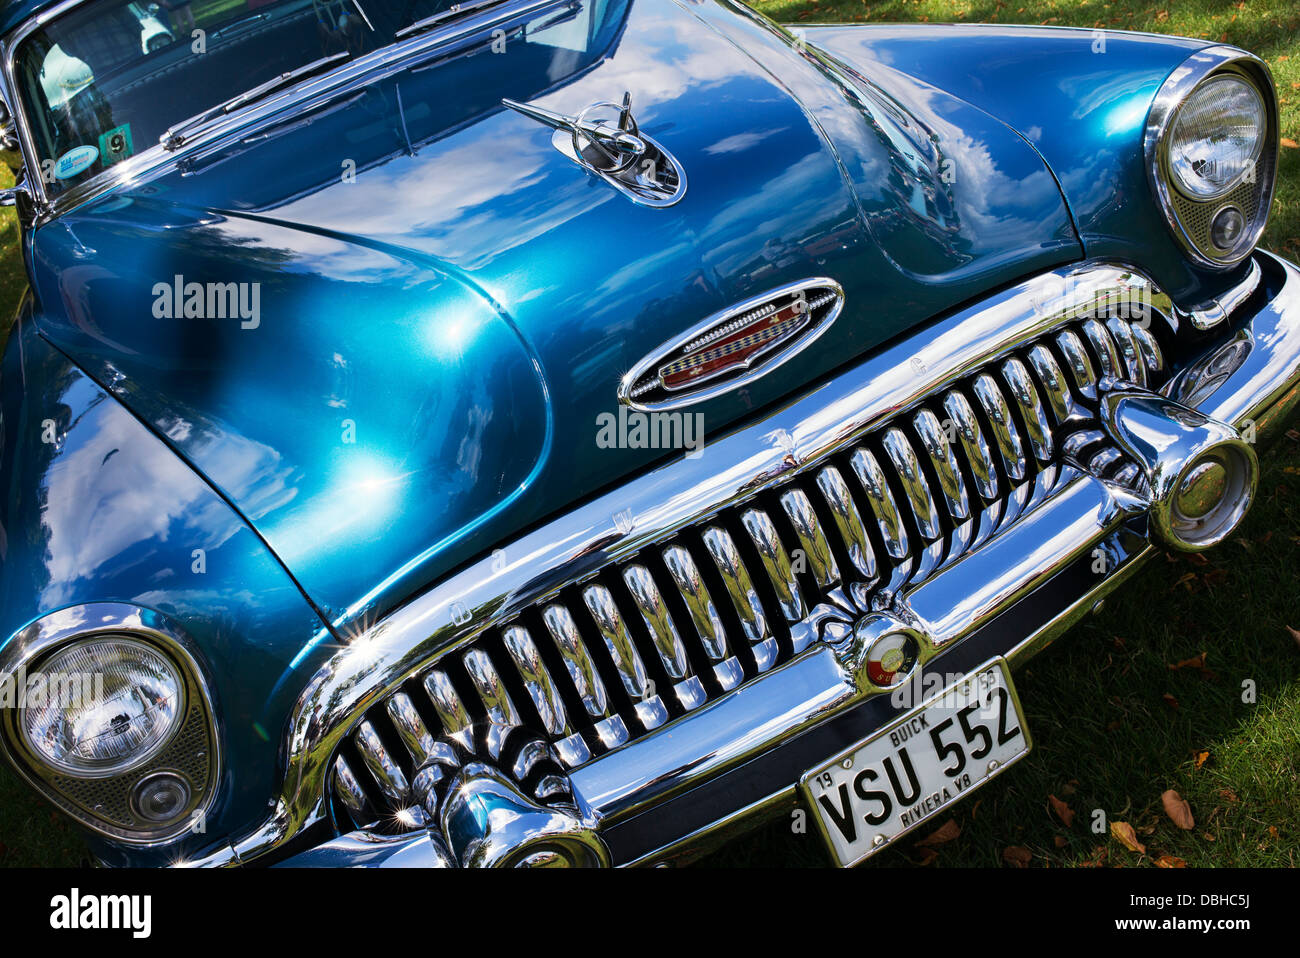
[99,124,134,166]
[54,145,99,180]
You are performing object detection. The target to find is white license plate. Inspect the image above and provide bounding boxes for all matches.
[800,659,1031,867]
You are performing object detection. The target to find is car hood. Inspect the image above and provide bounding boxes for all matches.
[29,0,1080,626]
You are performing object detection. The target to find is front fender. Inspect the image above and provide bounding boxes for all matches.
[0,302,335,865]
[802,22,1255,305]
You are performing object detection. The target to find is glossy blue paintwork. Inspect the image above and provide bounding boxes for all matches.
[0,0,1260,862]
[798,19,1249,302]
[24,0,1082,631]
[0,308,338,864]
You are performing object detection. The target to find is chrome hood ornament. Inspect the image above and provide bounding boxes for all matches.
[620,279,845,409]
[502,92,687,207]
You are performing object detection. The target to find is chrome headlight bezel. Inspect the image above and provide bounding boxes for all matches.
[1146,47,1279,270]
[0,604,220,846]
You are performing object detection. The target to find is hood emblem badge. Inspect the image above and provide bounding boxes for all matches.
[502,92,686,208]
[620,279,845,409]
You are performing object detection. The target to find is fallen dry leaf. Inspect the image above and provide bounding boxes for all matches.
[917,818,961,847]
[1282,137,1300,149]
[1203,832,1217,842]
[1002,845,1032,868]
[1111,821,1146,854]
[1161,790,1196,830]
[1217,788,1239,804]
[914,846,939,866]
[1155,854,1187,868]
[1169,652,1207,671]
[1287,626,1300,649]
[1194,750,1211,770]
[1049,794,1075,828]
[1162,692,1180,710]
[1054,835,1068,849]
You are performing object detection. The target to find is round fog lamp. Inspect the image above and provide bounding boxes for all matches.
[1210,206,1246,251]
[131,772,192,823]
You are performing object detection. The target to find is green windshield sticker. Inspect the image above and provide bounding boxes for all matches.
[99,124,134,166]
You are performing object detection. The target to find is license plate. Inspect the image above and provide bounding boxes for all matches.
[800,659,1031,867]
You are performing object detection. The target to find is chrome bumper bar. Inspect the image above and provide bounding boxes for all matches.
[206,251,1300,868]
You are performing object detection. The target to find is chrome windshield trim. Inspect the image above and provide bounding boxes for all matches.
[191,252,1300,866]
[0,0,564,221]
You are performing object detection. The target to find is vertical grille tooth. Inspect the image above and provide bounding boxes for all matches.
[662,545,744,692]
[333,756,371,823]
[972,373,1027,482]
[814,465,877,580]
[582,584,669,731]
[385,691,437,767]
[701,525,778,672]
[502,625,590,767]
[779,487,842,588]
[622,565,707,711]
[1054,329,1098,400]
[1105,317,1147,387]
[848,448,910,558]
[1061,428,1108,461]
[1087,446,1124,475]
[422,669,474,751]
[1129,323,1164,374]
[1000,358,1053,462]
[912,409,970,523]
[354,719,410,805]
[463,648,521,756]
[941,391,998,502]
[739,509,806,622]
[541,603,628,751]
[1081,318,1123,382]
[880,426,942,540]
[1026,344,1077,425]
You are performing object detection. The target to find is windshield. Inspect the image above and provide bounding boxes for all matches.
[11,0,477,196]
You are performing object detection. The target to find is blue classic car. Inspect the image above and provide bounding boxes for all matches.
[0,0,1295,868]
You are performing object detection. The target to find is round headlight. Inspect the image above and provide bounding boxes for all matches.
[1167,74,1265,199]
[19,637,185,777]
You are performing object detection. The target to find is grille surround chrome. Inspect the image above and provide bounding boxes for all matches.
[189,253,1300,867]
[328,270,1180,833]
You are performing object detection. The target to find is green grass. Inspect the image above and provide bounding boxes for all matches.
[1,0,1298,869]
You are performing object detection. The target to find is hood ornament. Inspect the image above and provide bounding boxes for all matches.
[502,92,686,207]
[620,279,845,410]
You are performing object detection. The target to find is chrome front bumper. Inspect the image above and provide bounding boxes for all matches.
[200,251,1300,868]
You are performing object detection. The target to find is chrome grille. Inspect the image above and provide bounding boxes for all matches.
[333,309,1171,828]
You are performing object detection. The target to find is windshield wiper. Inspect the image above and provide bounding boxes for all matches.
[394,0,510,41]
[161,52,352,151]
